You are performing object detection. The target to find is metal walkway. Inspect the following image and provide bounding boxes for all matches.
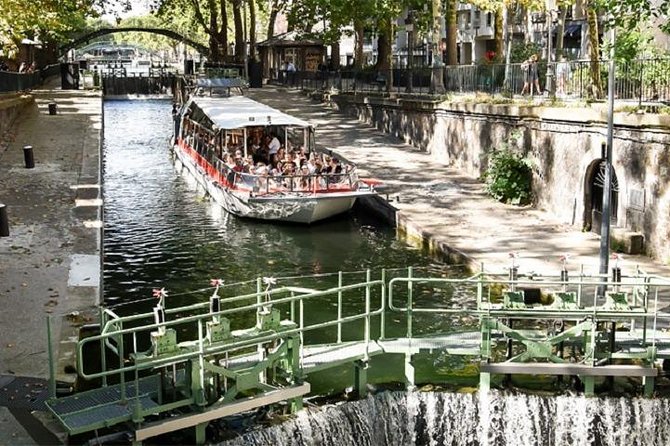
[42,265,670,444]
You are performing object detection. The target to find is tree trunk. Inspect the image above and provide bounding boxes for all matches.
[555,6,568,57]
[249,0,257,59]
[267,0,279,38]
[330,38,341,70]
[445,0,458,65]
[208,0,221,62]
[431,0,444,92]
[353,19,364,69]
[494,6,503,62]
[232,0,245,63]
[585,0,602,98]
[375,18,394,92]
[502,5,512,92]
[219,0,229,59]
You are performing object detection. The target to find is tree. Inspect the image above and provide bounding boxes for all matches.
[249,0,257,59]
[154,0,228,62]
[231,0,245,62]
[0,0,97,60]
[585,0,603,98]
[445,0,458,65]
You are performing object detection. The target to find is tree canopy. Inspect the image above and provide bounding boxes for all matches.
[0,0,99,58]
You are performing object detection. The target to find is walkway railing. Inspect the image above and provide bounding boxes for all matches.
[45,265,670,442]
[0,64,63,93]
[290,58,670,104]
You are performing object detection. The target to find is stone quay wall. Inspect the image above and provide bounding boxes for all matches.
[331,94,670,263]
[0,93,34,142]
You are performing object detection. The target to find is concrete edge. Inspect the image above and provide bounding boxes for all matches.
[55,90,104,388]
[358,194,478,274]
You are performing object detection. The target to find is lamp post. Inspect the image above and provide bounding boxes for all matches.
[545,9,556,97]
[405,11,414,93]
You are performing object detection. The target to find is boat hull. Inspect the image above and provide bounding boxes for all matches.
[173,144,365,224]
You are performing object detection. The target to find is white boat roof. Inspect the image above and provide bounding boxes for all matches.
[188,96,312,129]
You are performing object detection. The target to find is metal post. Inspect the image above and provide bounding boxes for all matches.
[337,271,343,343]
[47,316,56,399]
[407,266,413,339]
[23,145,35,168]
[0,203,9,237]
[598,26,617,295]
[545,10,554,97]
[380,269,386,340]
[364,269,371,361]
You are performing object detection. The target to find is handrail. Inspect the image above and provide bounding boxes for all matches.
[78,278,384,380]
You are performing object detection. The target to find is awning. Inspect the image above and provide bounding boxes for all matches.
[188,96,312,130]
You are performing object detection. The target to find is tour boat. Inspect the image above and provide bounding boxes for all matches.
[172,95,376,224]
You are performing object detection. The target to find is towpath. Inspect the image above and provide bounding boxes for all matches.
[0,79,102,445]
[247,87,670,281]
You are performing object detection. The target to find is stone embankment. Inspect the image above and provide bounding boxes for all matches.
[0,80,102,444]
[247,87,670,280]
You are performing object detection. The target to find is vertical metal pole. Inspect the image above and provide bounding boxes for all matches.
[119,325,126,401]
[47,316,56,399]
[380,268,386,340]
[337,271,343,343]
[198,319,206,404]
[407,267,413,339]
[99,307,107,387]
[598,26,617,294]
[577,264,584,308]
[299,299,304,367]
[364,269,371,361]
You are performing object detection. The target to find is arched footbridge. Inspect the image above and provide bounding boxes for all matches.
[61,27,208,56]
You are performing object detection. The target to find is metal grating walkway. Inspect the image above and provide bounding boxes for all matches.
[47,375,161,434]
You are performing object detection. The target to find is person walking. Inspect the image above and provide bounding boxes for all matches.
[520,57,532,95]
[529,54,541,95]
[556,56,571,96]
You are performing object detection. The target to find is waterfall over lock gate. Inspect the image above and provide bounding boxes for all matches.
[219,391,670,446]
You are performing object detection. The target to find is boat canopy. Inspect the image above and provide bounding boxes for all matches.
[186,96,312,130]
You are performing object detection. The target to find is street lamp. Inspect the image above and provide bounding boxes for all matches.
[405,11,414,93]
[545,10,556,96]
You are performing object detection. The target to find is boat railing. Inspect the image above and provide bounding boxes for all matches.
[179,138,367,196]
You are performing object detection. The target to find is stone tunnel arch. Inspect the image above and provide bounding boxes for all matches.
[583,159,619,234]
[60,27,209,57]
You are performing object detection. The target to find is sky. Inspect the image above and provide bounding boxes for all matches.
[100,0,152,22]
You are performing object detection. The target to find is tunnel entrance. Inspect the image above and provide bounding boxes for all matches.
[584,160,619,234]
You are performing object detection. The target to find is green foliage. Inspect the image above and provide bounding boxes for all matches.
[0,0,97,58]
[601,29,655,63]
[484,141,533,205]
[509,41,542,64]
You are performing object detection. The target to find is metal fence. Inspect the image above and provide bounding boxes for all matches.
[0,64,61,93]
[289,58,670,104]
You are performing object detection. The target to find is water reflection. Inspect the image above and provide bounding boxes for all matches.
[103,100,450,313]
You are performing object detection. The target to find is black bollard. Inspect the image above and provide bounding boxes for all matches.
[48,102,58,115]
[0,203,9,237]
[23,145,35,168]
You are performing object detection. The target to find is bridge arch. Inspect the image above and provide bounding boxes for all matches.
[61,28,208,57]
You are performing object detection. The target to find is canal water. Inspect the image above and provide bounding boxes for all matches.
[103,100,451,306]
[102,99,471,393]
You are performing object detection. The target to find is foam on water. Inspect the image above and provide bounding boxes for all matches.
[219,391,670,446]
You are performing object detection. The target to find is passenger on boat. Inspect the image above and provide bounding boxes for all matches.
[267,134,281,156]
